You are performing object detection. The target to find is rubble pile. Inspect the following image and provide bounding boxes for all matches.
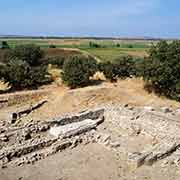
[0,108,105,168]
[1,103,180,169]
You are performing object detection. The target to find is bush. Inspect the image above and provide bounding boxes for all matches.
[98,56,139,81]
[0,44,51,90]
[0,49,10,63]
[0,63,8,78]
[43,56,65,69]
[113,56,136,78]
[61,55,97,88]
[142,40,180,100]
[7,44,44,66]
[49,44,56,48]
[1,41,10,49]
[127,44,133,48]
[133,57,147,77]
[3,59,50,90]
[89,42,101,48]
[98,62,117,81]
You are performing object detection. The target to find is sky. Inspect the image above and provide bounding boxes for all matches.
[0,0,180,38]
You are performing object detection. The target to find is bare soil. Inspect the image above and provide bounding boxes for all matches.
[1,144,180,180]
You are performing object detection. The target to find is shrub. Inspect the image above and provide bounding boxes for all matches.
[0,44,51,90]
[133,57,147,77]
[127,44,133,48]
[49,44,56,48]
[43,56,65,69]
[3,59,50,90]
[142,40,180,100]
[89,42,101,48]
[1,41,10,49]
[0,63,8,78]
[7,44,44,66]
[61,55,97,88]
[113,56,136,78]
[0,49,10,63]
[4,59,31,89]
[98,62,116,81]
[98,55,139,81]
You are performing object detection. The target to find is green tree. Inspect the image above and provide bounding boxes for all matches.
[3,59,50,90]
[8,44,44,66]
[0,44,51,90]
[142,40,180,100]
[61,55,97,88]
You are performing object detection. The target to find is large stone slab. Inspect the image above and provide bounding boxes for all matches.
[49,118,102,138]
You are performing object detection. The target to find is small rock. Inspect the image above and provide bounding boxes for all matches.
[82,136,90,145]
[176,108,180,114]
[128,106,134,111]
[161,107,172,113]
[110,142,121,148]
[129,124,141,136]
[128,152,149,169]
[1,164,7,169]
[103,140,110,146]
[10,113,18,123]
[100,134,111,143]
[0,128,6,134]
[144,106,154,111]
[22,130,31,140]
[94,134,101,142]
[124,104,129,108]
[0,134,9,142]
[39,124,50,132]
[2,157,9,164]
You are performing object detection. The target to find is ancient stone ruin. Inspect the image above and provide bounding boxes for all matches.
[1,103,180,169]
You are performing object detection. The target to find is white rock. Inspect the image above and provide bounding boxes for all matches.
[49,119,99,138]
[144,106,154,111]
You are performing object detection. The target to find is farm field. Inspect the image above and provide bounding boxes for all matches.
[0,38,152,61]
[82,47,148,61]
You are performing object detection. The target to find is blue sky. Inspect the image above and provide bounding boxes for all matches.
[0,0,180,38]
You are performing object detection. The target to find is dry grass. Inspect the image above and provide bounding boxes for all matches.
[47,65,63,86]
[0,80,11,92]
[123,50,148,57]
[90,71,106,81]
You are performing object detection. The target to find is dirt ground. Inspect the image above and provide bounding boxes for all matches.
[0,78,180,180]
[16,78,180,121]
[2,143,180,180]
